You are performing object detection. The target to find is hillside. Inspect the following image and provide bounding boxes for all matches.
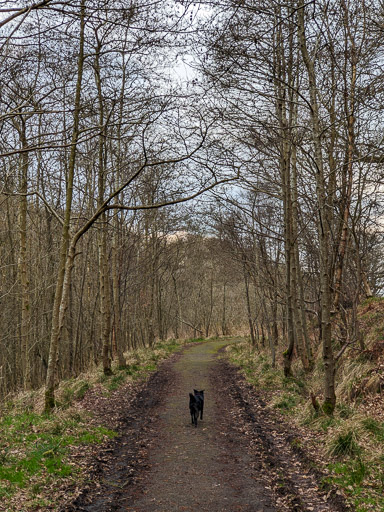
[226,297,384,512]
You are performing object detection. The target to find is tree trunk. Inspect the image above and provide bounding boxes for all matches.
[94,34,113,376]
[111,51,127,366]
[222,281,227,335]
[17,119,31,389]
[45,242,77,411]
[273,9,295,377]
[298,0,336,414]
[112,224,126,367]
[291,130,311,372]
[242,255,256,346]
[99,221,113,375]
[333,2,357,312]
[44,0,85,412]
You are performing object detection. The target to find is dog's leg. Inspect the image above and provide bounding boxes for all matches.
[200,405,203,420]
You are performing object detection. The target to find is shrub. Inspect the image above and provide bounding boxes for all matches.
[328,429,360,458]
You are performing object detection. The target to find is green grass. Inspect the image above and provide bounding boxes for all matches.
[326,459,367,490]
[273,393,298,413]
[327,459,366,485]
[185,336,205,343]
[328,430,361,458]
[101,338,186,390]
[53,379,91,409]
[123,363,141,375]
[336,402,354,419]
[301,410,340,431]
[227,343,282,391]
[282,376,306,395]
[0,336,193,510]
[325,459,384,511]
[0,410,116,499]
[361,417,384,441]
[225,340,384,511]
[106,373,126,391]
[75,381,90,400]
[320,416,337,432]
[360,296,384,306]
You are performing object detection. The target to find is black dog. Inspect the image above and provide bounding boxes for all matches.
[189,389,204,427]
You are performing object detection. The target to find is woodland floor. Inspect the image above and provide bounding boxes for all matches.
[61,339,353,512]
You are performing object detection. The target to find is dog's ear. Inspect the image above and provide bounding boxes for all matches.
[194,389,198,394]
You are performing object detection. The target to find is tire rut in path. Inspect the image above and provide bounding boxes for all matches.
[123,338,276,512]
[214,358,353,512]
[65,339,351,512]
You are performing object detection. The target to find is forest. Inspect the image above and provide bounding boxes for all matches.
[2,1,384,511]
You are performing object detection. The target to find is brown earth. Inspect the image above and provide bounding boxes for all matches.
[62,339,353,512]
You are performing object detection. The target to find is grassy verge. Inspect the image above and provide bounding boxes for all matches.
[0,336,203,511]
[0,408,115,510]
[97,338,183,392]
[226,341,384,512]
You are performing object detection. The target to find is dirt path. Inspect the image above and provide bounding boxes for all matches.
[65,340,352,512]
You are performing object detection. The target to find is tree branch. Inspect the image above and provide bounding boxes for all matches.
[0,0,53,29]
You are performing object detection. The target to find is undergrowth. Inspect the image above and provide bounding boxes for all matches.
[226,340,384,512]
[97,338,182,392]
